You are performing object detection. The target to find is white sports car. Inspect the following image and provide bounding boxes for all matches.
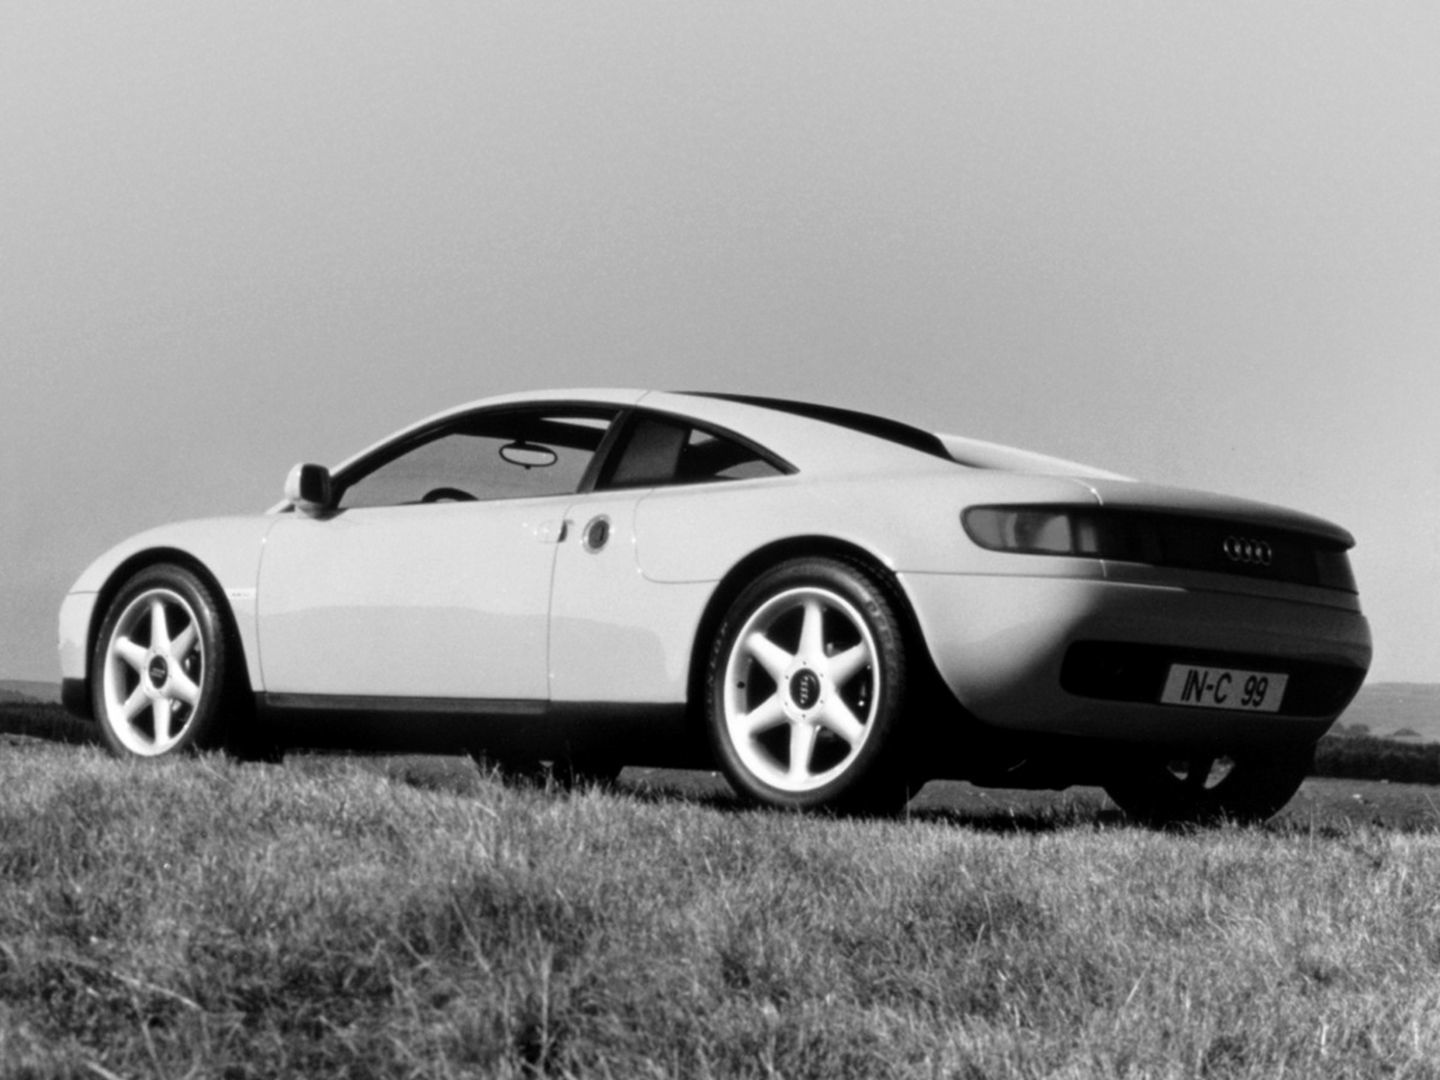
[59,389,1371,822]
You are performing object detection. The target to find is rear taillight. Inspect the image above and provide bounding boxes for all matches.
[961,507,1102,556]
[962,505,1358,593]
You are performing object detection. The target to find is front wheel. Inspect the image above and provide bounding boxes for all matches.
[1103,748,1312,826]
[91,564,231,758]
[705,558,914,813]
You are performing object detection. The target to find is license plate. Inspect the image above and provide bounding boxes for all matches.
[1161,664,1288,713]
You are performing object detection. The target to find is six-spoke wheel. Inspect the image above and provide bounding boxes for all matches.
[707,558,912,812]
[92,565,230,758]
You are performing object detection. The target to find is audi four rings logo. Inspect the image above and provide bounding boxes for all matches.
[1222,536,1274,566]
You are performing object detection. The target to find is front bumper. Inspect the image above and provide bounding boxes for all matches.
[58,591,98,719]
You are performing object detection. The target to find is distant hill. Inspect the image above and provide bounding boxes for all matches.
[0,680,61,705]
[1335,682,1440,743]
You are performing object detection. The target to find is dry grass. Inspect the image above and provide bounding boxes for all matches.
[4,740,1440,1078]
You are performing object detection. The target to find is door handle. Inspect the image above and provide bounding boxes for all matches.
[532,519,570,544]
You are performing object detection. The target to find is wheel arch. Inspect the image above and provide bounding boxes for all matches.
[684,535,938,724]
[86,548,257,710]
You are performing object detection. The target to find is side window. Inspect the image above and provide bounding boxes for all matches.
[682,427,786,481]
[338,409,615,509]
[599,414,785,490]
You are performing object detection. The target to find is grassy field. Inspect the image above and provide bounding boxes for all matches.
[4,734,1440,1079]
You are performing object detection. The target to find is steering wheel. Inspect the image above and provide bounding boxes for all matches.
[420,486,477,503]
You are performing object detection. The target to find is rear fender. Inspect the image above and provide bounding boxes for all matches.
[632,472,1099,583]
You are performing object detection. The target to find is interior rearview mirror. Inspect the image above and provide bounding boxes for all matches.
[285,463,334,515]
[499,440,559,470]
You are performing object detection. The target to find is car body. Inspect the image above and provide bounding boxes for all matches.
[59,389,1372,821]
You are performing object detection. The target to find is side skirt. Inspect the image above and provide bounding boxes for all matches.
[254,693,707,766]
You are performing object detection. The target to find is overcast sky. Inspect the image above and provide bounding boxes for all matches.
[3,3,1437,684]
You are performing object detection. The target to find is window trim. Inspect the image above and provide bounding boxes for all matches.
[333,402,623,508]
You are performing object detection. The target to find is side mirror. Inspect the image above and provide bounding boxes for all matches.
[285,463,334,515]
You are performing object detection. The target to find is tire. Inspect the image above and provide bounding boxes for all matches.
[1103,748,1312,827]
[705,557,914,812]
[91,564,232,759]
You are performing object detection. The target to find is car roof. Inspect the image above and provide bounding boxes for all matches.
[334,388,960,479]
[302,388,1352,542]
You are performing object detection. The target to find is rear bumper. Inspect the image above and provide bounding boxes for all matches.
[899,570,1372,748]
[1058,641,1364,717]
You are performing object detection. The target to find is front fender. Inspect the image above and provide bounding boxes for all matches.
[60,515,282,698]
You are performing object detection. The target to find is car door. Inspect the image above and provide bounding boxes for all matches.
[257,406,617,702]
[548,410,789,705]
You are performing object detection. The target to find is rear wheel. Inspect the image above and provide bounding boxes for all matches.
[91,565,231,758]
[706,558,914,813]
[1103,748,1312,826]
